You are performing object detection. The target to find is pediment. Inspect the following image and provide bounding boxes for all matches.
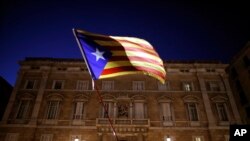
[211,95,228,102]
[46,93,64,101]
[183,95,199,103]
[157,95,173,103]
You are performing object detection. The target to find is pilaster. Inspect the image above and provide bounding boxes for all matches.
[221,74,242,124]
[29,72,49,125]
[1,71,24,124]
[197,74,216,127]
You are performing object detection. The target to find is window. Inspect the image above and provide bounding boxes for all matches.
[192,136,204,141]
[184,96,200,126]
[187,103,199,121]
[134,102,145,119]
[52,80,64,90]
[31,66,40,70]
[161,103,173,121]
[182,82,194,91]
[72,95,88,125]
[211,96,230,125]
[158,96,174,126]
[180,69,190,73]
[16,100,31,119]
[73,102,84,120]
[25,80,36,89]
[133,81,145,90]
[40,134,53,141]
[46,101,60,119]
[76,80,89,90]
[5,133,19,141]
[209,82,220,91]
[101,102,114,118]
[57,67,67,71]
[102,81,114,90]
[132,95,146,119]
[158,81,170,90]
[44,94,63,124]
[207,81,225,92]
[80,67,88,72]
[206,68,215,73]
[216,103,229,121]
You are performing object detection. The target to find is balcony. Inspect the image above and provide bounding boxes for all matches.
[96,118,150,127]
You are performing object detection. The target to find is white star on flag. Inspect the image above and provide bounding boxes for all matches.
[91,48,105,61]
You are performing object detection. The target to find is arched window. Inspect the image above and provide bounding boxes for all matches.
[44,94,63,124]
[183,95,200,126]
[72,94,88,120]
[15,93,34,123]
[132,95,147,119]
[100,95,115,118]
[157,95,174,126]
[211,96,230,125]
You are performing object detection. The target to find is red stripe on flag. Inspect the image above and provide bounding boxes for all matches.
[104,46,159,57]
[113,38,153,50]
[109,56,163,66]
[101,66,165,79]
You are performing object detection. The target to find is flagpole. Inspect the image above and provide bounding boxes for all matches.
[94,81,119,141]
[72,28,95,90]
[72,28,118,141]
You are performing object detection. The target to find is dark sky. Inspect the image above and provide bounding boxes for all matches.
[1,0,249,86]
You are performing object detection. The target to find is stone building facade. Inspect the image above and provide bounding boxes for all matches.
[0,57,241,141]
[227,41,250,124]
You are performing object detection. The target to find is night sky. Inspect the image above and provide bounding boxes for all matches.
[1,0,249,86]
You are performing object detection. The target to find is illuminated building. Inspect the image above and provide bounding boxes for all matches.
[0,58,241,141]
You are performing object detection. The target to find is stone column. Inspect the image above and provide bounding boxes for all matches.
[142,133,147,141]
[1,71,24,124]
[97,133,103,141]
[29,72,49,125]
[129,102,133,118]
[114,102,117,118]
[137,133,144,141]
[197,74,216,127]
[221,75,242,124]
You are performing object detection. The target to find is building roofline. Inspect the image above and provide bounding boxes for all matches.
[164,60,222,64]
[23,57,223,64]
[24,57,84,62]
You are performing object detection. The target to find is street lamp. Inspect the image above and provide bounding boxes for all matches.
[165,135,171,141]
[74,136,79,141]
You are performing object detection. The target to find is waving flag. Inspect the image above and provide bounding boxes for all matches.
[73,29,166,83]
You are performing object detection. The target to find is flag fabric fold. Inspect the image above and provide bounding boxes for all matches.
[73,29,166,83]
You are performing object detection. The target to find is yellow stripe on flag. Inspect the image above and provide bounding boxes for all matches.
[105,61,165,74]
[112,51,163,63]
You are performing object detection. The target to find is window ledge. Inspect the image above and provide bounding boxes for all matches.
[72,120,85,125]
[218,121,230,126]
[43,119,58,125]
[190,121,200,126]
[163,121,174,126]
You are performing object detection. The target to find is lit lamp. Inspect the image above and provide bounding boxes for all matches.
[74,136,79,141]
[165,135,171,141]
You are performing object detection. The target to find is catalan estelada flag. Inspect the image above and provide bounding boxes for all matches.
[73,29,166,83]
